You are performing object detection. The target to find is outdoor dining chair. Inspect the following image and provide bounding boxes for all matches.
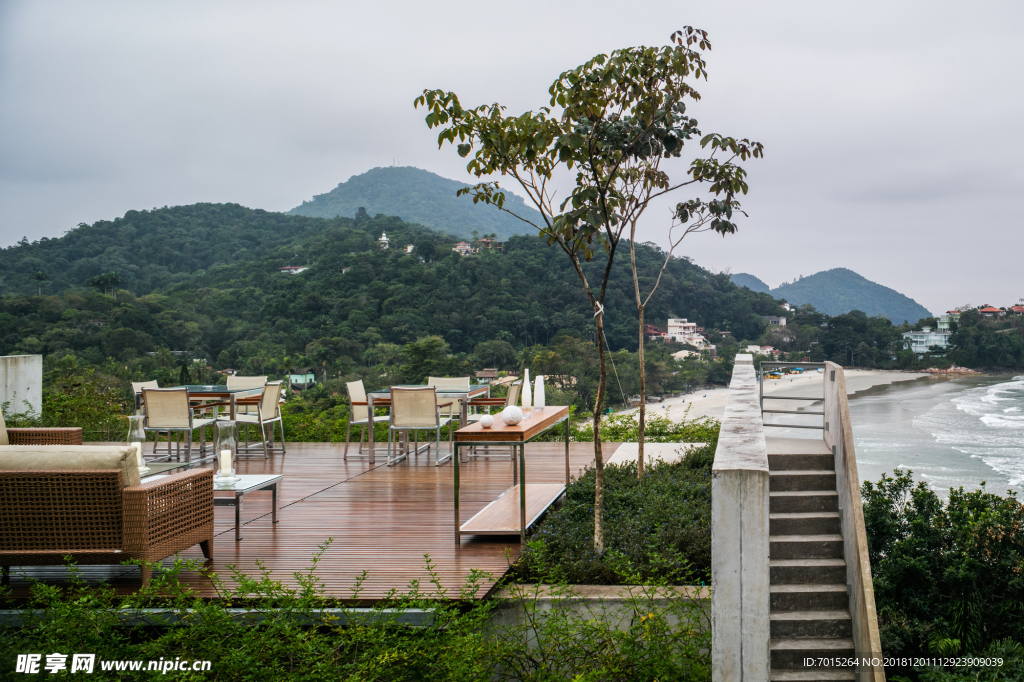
[226,375,266,415]
[141,387,216,463]
[344,380,390,460]
[230,380,286,459]
[132,380,173,455]
[428,376,471,424]
[388,386,454,467]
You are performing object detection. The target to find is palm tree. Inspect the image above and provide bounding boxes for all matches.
[30,271,49,296]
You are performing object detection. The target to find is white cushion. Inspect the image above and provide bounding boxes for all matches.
[0,445,141,487]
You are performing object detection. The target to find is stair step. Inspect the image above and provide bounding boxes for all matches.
[771,584,848,611]
[770,512,841,535]
[770,470,837,492]
[771,558,847,585]
[771,534,845,560]
[770,671,855,681]
[769,453,835,471]
[771,490,839,513]
[771,610,852,638]
[771,637,855,669]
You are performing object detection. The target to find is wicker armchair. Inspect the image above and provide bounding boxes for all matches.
[0,467,214,586]
[5,428,83,445]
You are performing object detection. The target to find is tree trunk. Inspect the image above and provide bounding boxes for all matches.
[637,304,645,479]
[592,307,608,554]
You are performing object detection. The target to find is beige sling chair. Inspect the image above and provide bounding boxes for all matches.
[343,380,390,460]
[141,387,216,463]
[387,386,454,467]
[231,380,286,459]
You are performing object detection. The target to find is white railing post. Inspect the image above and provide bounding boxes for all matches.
[712,354,770,681]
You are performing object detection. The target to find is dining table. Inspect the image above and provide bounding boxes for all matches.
[352,384,491,465]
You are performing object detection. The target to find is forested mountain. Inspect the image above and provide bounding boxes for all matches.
[0,203,360,297]
[288,166,540,241]
[729,273,771,294]
[0,203,784,373]
[773,268,931,322]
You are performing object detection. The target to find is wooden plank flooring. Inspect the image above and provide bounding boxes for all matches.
[5,441,613,601]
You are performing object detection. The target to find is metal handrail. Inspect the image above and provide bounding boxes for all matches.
[758,361,827,430]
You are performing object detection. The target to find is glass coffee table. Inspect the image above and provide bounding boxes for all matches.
[213,474,283,541]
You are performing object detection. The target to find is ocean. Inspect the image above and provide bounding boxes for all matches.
[850,374,1024,497]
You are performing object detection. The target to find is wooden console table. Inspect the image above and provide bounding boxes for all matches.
[452,406,570,546]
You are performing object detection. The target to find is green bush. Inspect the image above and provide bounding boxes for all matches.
[3,366,130,442]
[863,470,1024,679]
[0,542,710,681]
[515,444,714,585]
[535,409,721,445]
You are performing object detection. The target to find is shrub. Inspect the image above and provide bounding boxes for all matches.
[0,542,710,681]
[515,444,714,585]
[863,470,1024,679]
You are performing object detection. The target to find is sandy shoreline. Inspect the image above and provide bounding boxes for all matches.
[622,368,931,423]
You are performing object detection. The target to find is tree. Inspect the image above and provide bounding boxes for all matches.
[30,270,49,296]
[415,28,758,550]
[85,271,124,298]
[622,28,762,477]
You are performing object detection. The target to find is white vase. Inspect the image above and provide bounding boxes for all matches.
[535,375,546,409]
[522,369,532,407]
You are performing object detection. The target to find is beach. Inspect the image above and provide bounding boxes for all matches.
[625,368,930,423]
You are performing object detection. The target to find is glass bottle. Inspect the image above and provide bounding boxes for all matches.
[213,420,239,485]
[127,415,149,474]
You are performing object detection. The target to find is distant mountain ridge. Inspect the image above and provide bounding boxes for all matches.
[288,166,540,241]
[729,272,771,294]
[731,268,932,322]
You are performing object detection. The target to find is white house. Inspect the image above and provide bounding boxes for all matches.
[762,315,787,326]
[666,318,707,348]
[902,327,951,356]
[278,266,309,275]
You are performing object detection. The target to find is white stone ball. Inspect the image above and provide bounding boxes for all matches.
[501,406,523,426]
[479,414,495,428]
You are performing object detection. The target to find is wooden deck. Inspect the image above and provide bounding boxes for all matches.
[6,442,615,601]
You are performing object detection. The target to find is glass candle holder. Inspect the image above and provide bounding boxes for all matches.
[127,415,149,474]
[213,420,239,485]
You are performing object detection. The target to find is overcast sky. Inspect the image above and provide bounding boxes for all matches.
[1,0,1022,314]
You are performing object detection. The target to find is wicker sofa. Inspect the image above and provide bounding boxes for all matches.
[0,443,214,586]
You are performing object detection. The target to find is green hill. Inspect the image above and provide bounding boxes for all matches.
[0,203,785,367]
[288,166,540,241]
[730,273,771,294]
[773,268,932,323]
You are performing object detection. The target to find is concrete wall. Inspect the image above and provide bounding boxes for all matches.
[0,355,42,417]
[823,363,885,682]
[711,354,770,681]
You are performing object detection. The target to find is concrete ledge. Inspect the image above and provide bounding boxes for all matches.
[712,354,770,681]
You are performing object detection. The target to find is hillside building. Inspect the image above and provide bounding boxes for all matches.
[278,266,309,275]
[477,238,504,253]
[452,242,474,255]
[665,318,708,348]
[762,315,787,326]
[902,327,951,356]
[978,306,1004,318]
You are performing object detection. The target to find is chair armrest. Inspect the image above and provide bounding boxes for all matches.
[6,427,83,445]
[122,469,214,558]
[437,401,453,408]
[468,398,507,406]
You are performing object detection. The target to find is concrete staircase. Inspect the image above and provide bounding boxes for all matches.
[768,438,855,682]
